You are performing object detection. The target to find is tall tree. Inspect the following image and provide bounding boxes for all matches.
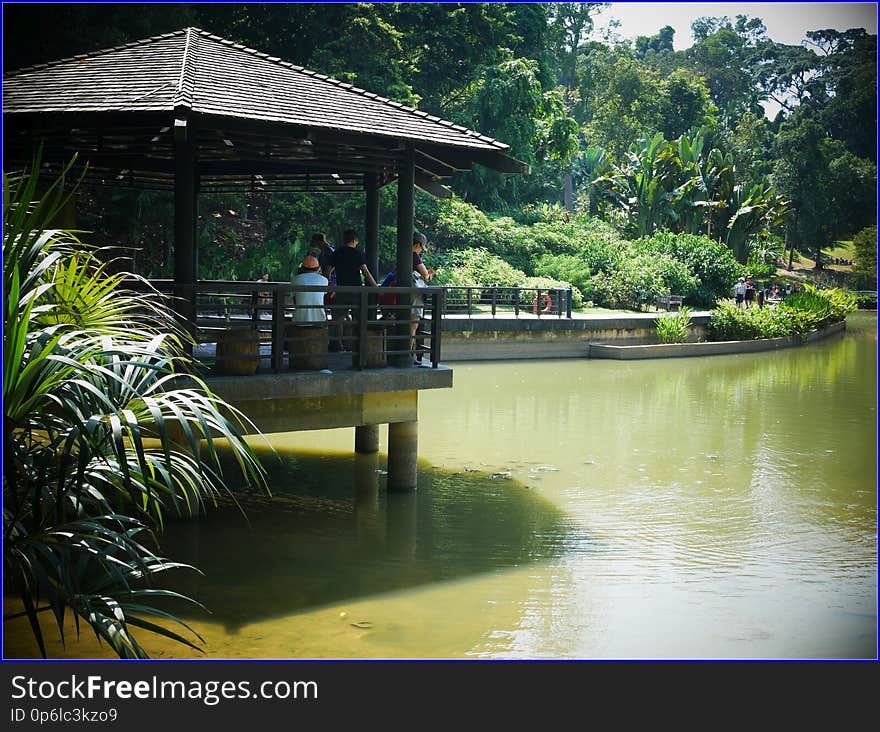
[772,115,877,268]
[687,14,769,121]
[546,2,603,210]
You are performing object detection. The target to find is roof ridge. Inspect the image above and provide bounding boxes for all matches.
[193,29,510,151]
[173,27,198,109]
[3,26,511,153]
[3,28,193,79]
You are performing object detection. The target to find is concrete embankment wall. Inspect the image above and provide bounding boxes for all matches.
[440,314,710,362]
[588,321,845,360]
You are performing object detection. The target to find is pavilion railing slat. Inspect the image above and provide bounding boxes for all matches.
[136,280,444,374]
[134,279,575,375]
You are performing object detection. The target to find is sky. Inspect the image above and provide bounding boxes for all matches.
[595,2,878,50]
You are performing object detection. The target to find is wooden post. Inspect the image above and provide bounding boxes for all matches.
[365,173,380,282]
[357,288,368,369]
[271,285,285,372]
[173,115,197,339]
[392,146,415,367]
[430,290,443,367]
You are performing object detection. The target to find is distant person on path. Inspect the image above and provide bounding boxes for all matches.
[330,228,378,351]
[744,276,756,309]
[292,255,328,324]
[734,277,746,308]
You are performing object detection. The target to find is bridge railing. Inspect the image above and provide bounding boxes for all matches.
[143,280,445,374]
[441,285,573,318]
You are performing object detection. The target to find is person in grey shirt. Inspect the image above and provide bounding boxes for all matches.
[292,255,328,324]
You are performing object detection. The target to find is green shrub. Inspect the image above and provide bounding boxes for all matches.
[423,196,624,277]
[533,253,594,302]
[851,225,877,289]
[656,307,693,343]
[589,253,670,310]
[778,290,834,328]
[780,285,857,325]
[635,231,745,306]
[706,286,857,341]
[431,247,582,309]
[815,286,859,320]
[706,301,787,340]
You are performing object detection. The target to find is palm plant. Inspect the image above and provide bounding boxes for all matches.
[4,159,267,658]
[655,306,693,343]
[594,133,694,238]
[676,132,736,238]
[725,182,791,263]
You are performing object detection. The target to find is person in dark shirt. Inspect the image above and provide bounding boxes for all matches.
[306,232,335,281]
[329,229,377,352]
[744,276,756,309]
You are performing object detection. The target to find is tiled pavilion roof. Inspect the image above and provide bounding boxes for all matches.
[3,27,527,193]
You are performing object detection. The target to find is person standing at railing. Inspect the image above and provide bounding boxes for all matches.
[306,232,336,282]
[329,228,378,352]
[292,255,328,324]
[411,232,433,365]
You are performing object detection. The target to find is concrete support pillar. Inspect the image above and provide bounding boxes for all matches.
[387,419,418,490]
[355,424,380,454]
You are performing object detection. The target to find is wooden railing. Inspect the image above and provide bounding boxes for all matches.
[145,280,445,374]
[440,285,573,318]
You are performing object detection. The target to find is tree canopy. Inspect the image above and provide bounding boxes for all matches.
[3,2,875,274]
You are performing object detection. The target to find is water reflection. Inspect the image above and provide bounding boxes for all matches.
[160,452,583,632]
[7,314,875,659]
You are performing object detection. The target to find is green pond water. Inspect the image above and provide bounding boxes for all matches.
[17,313,873,660]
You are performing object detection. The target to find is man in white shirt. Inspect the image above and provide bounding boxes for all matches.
[292,255,328,323]
[733,277,746,308]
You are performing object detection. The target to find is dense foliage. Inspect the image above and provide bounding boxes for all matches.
[4,3,875,305]
[850,225,878,290]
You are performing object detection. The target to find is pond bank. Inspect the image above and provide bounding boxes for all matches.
[588,320,846,359]
[441,311,711,361]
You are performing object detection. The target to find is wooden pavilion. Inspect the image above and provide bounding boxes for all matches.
[2,27,526,363]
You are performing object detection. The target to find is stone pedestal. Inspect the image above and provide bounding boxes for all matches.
[353,324,387,369]
[286,323,328,370]
[215,328,261,375]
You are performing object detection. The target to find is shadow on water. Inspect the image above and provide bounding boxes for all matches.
[159,447,582,632]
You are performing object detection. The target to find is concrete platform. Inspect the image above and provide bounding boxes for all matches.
[191,365,452,436]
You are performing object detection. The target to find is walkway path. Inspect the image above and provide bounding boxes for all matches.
[442,310,713,321]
